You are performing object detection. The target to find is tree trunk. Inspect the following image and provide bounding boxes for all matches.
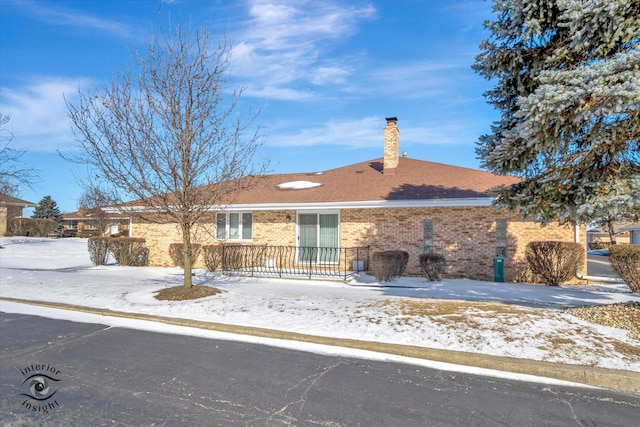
[182,225,193,288]
[607,220,617,245]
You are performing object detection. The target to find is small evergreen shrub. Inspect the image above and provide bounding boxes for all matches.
[419,253,446,281]
[610,246,640,293]
[88,237,110,266]
[107,237,148,266]
[525,241,584,286]
[203,245,223,271]
[371,250,408,282]
[169,243,202,267]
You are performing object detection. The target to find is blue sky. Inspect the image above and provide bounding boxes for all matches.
[0,0,498,213]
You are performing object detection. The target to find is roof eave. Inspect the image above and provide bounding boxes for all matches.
[208,198,496,211]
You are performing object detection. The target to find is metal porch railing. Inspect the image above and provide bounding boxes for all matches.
[220,245,370,282]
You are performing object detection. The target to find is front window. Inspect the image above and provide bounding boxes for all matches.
[216,212,252,241]
[68,220,78,230]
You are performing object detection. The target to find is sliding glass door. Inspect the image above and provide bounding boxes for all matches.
[297,212,339,264]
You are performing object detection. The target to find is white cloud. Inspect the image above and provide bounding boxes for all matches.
[13,0,136,39]
[266,116,490,149]
[230,0,376,96]
[268,117,383,148]
[0,76,93,152]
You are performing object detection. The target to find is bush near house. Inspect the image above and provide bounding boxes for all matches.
[169,243,202,267]
[203,245,222,271]
[87,237,149,267]
[371,250,409,282]
[525,241,584,286]
[10,218,57,237]
[88,237,110,266]
[108,238,148,266]
[610,246,640,293]
[419,253,446,281]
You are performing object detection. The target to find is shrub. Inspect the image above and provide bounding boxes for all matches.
[396,250,409,276]
[169,243,202,267]
[525,241,584,286]
[511,259,540,283]
[107,237,148,266]
[610,246,640,293]
[88,237,110,266]
[419,253,446,281]
[221,245,245,270]
[203,245,223,271]
[371,250,408,282]
[10,218,58,237]
[78,230,101,238]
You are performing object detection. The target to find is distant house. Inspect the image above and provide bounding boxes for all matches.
[129,117,585,282]
[620,223,640,245]
[0,193,37,236]
[587,220,640,248]
[61,207,131,237]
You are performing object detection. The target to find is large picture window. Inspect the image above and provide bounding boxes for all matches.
[216,212,252,241]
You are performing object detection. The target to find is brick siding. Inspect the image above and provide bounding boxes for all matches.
[133,206,584,281]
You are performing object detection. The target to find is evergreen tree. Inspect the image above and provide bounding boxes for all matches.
[32,195,63,223]
[473,0,640,224]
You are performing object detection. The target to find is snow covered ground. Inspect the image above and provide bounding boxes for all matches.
[1,237,639,374]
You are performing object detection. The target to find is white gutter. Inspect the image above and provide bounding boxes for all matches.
[104,198,496,214]
[206,197,496,211]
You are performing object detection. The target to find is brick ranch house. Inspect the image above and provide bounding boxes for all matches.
[0,193,37,236]
[62,207,130,237]
[130,117,586,282]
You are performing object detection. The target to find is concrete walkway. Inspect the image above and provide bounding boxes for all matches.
[2,296,639,395]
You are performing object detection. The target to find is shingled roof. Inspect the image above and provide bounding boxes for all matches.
[222,156,520,207]
[122,117,521,210]
[0,193,37,207]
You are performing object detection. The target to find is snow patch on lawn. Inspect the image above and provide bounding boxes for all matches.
[1,237,639,374]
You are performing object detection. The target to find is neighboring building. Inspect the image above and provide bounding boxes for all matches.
[0,193,37,236]
[587,220,639,248]
[62,207,131,237]
[619,223,640,246]
[131,117,585,281]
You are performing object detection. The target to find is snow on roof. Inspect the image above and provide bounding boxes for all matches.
[277,180,322,190]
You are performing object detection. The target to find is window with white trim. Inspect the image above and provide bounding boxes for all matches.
[216,212,252,241]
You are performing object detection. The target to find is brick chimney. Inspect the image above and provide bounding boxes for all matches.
[383,117,399,175]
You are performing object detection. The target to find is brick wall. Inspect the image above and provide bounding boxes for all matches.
[340,207,582,281]
[133,206,584,281]
[1,206,25,236]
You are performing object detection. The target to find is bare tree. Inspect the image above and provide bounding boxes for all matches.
[77,184,121,236]
[0,114,39,196]
[65,24,268,288]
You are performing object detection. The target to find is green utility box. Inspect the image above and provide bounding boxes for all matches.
[493,257,505,283]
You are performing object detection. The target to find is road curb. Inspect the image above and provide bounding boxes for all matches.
[2,296,639,395]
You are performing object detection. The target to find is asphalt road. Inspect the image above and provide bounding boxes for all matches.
[1,312,639,426]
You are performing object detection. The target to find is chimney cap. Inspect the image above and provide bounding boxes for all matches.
[385,117,398,125]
